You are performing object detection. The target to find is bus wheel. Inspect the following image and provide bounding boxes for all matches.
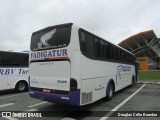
[130,76,135,87]
[106,83,114,100]
[15,81,28,92]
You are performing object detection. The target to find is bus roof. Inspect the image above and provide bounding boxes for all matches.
[0,51,29,54]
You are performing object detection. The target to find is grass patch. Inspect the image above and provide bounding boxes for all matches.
[138,70,160,81]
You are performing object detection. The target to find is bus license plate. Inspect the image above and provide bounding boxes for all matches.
[43,88,51,93]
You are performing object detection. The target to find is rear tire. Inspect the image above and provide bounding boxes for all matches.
[106,83,114,100]
[130,76,135,87]
[15,81,28,92]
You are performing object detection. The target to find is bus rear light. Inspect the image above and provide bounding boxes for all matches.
[70,78,77,91]
[43,88,51,93]
[28,76,30,87]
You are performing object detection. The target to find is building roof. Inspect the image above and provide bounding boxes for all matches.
[118,30,160,62]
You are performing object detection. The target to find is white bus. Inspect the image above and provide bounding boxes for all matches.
[29,23,138,106]
[0,51,29,92]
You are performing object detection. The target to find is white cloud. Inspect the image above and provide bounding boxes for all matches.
[0,0,159,51]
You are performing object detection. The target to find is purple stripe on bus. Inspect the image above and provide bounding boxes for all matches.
[29,89,80,106]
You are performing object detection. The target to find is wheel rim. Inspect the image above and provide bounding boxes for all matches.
[17,83,25,91]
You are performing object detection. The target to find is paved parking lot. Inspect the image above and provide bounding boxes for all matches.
[0,84,159,120]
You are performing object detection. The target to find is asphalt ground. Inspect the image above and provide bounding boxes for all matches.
[0,83,159,120]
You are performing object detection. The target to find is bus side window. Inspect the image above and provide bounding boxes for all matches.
[117,48,120,62]
[100,41,104,58]
[107,43,111,59]
[80,32,86,52]
[110,45,114,60]
[95,39,100,58]
[104,43,108,59]
[114,47,117,61]
[85,33,95,58]
[119,49,122,62]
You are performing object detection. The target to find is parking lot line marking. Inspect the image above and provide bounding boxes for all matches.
[61,117,76,120]
[28,102,47,108]
[0,103,14,108]
[0,93,28,100]
[99,84,146,120]
[25,109,38,111]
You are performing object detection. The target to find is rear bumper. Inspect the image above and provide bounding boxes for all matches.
[29,89,80,106]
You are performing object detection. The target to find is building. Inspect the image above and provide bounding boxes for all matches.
[118,30,160,70]
[137,57,157,70]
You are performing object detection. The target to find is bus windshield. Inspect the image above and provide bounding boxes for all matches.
[31,24,72,51]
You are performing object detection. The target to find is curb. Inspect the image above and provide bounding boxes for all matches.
[137,81,160,84]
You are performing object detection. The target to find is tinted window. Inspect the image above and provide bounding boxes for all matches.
[0,52,29,67]
[79,29,135,64]
[106,43,111,59]
[95,39,100,57]
[85,33,95,58]
[104,43,108,59]
[100,41,104,58]
[79,30,95,58]
[31,25,72,51]
[110,45,114,59]
[79,32,86,52]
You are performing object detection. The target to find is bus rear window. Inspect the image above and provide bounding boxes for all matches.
[31,25,72,51]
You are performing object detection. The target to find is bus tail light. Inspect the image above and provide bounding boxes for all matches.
[28,76,30,87]
[70,78,77,91]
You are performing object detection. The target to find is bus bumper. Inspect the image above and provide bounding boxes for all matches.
[29,89,80,106]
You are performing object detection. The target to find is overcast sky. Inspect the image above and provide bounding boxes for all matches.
[0,0,159,51]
